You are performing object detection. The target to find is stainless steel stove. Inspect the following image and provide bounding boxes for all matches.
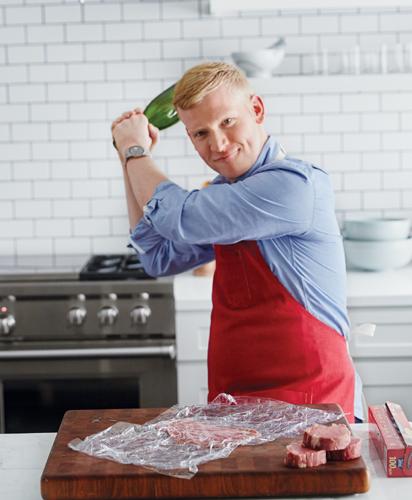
[0,254,177,433]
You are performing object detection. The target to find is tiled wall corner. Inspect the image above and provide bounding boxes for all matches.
[0,0,411,257]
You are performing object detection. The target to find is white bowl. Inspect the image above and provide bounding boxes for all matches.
[344,218,410,241]
[231,49,285,78]
[343,237,412,271]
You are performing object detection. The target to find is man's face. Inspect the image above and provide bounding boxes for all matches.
[178,85,266,183]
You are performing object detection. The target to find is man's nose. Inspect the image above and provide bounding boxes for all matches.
[209,131,228,152]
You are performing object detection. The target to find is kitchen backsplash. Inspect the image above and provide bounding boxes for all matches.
[0,0,411,256]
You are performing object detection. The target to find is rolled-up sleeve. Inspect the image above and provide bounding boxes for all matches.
[128,215,215,277]
[129,160,314,276]
[142,163,314,245]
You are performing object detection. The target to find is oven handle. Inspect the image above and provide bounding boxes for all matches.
[0,345,176,360]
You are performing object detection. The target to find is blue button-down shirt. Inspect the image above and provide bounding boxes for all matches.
[129,135,363,419]
[130,136,350,335]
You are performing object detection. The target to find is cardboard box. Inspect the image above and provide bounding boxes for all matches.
[369,402,412,478]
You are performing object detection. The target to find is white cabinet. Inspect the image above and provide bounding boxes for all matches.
[174,275,213,406]
[348,305,412,419]
[177,303,412,417]
[174,268,412,417]
[348,306,412,358]
[177,361,208,406]
[175,309,211,406]
[175,311,211,362]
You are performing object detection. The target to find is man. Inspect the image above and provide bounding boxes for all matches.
[112,62,360,423]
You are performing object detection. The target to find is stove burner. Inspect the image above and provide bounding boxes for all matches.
[127,255,140,263]
[80,255,154,281]
[97,266,118,273]
[126,263,143,270]
[101,258,122,268]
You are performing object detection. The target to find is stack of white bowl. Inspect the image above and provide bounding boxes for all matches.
[342,218,412,271]
[231,37,286,78]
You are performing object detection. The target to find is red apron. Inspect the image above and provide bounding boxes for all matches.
[208,240,355,423]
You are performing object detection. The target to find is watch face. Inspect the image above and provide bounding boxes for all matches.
[130,146,144,155]
[125,146,151,161]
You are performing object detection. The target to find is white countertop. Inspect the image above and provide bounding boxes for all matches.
[346,263,412,307]
[174,272,214,311]
[0,424,410,500]
[174,264,412,311]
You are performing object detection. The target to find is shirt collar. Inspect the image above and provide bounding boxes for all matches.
[210,135,282,185]
[236,135,281,183]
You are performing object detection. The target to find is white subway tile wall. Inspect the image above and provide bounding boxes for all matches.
[1,0,411,257]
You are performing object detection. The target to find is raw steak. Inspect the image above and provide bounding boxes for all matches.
[326,436,362,460]
[284,442,327,468]
[158,419,260,448]
[303,424,351,451]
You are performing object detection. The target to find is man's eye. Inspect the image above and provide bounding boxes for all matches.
[196,131,206,137]
[223,118,232,124]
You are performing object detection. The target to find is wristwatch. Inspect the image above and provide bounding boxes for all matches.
[124,146,152,165]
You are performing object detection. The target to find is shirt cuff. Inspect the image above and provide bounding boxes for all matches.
[127,215,166,255]
[142,181,184,226]
[143,203,156,226]
[128,233,146,254]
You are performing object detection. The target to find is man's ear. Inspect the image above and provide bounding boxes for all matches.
[250,94,265,124]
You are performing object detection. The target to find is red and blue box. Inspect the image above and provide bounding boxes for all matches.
[369,401,412,478]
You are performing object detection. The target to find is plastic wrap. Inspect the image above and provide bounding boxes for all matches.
[68,393,342,479]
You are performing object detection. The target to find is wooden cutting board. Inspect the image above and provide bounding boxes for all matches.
[41,405,371,499]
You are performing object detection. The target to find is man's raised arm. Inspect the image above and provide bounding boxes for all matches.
[112,109,169,228]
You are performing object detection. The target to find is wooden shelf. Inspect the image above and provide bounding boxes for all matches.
[247,72,412,94]
[210,0,412,14]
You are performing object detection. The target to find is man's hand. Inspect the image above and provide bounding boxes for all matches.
[111,108,166,228]
[111,109,160,160]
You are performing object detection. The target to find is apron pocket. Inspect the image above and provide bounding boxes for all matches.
[217,248,251,309]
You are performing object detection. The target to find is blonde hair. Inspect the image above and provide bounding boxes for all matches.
[172,62,253,110]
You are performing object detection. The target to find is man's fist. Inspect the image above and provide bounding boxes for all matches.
[111,109,159,157]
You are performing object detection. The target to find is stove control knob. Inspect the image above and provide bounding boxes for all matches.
[66,307,86,326]
[130,305,151,325]
[0,315,15,335]
[98,306,118,326]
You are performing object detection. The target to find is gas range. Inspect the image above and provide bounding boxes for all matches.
[0,253,174,341]
[0,254,177,431]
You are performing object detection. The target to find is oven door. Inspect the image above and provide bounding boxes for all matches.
[0,341,177,433]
